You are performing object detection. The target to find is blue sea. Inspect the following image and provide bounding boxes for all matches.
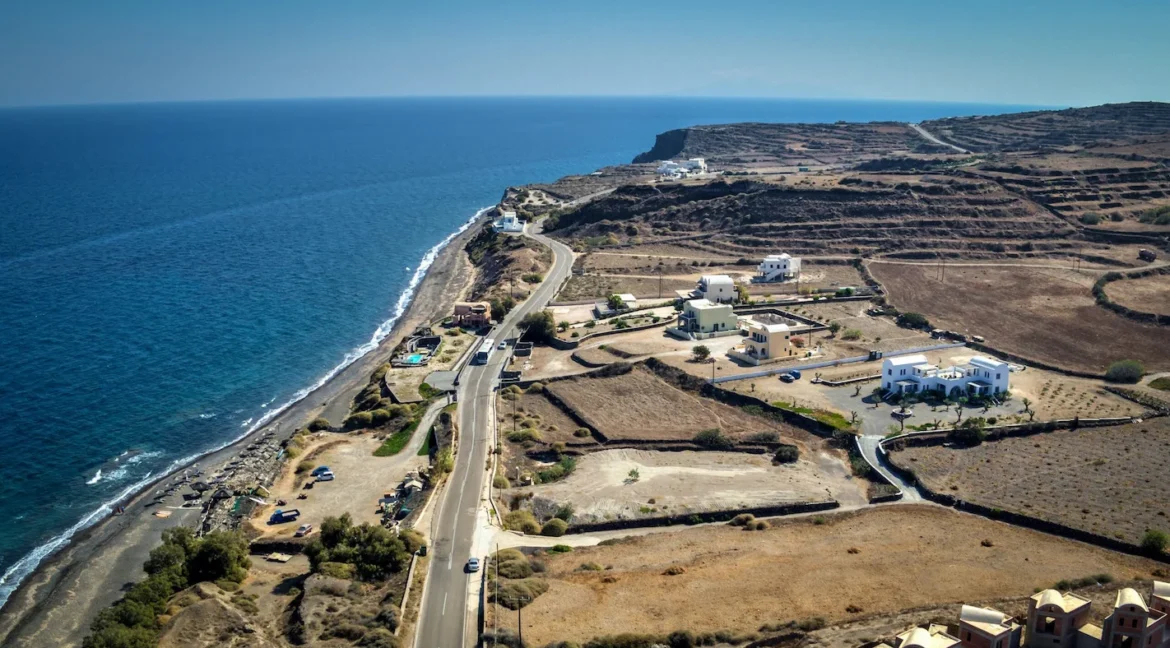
[0,96,1039,607]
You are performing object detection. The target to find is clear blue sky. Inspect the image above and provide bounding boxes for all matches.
[2,0,1167,107]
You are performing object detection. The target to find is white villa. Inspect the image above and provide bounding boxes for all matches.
[667,298,740,340]
[881,354,1010,398]
[656,158,708,178]
[492,210,526,233]
[696,274,736,303]
[756,253,801,283]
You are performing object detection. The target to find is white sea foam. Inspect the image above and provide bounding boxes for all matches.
[85,470,102,486]
[198,412,216,420]
[0,206,488,612]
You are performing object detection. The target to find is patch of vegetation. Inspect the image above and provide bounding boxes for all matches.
[503,510,541,534]
[1150,377,1170,392]
[304,513,412,581]
[949,417,987,447]
[690,345,711,362]
[418,382,440,400]
[1142,529,1169,555]
[548,544,573,554]
[83,528,250,648]
[1079,212,1101,225]
[308,417,332,431]
[523,272,544,283]
[541,518,569,537]
[373,418,420,456]
[521,310,556,343]
[495,578,550,610]
[771,400,852,431]
[1105,359,1145,383]
[1054,574,1114,590]
[537,456,577,483]
[1139,205,1170,225]
[841,328,863,341]
[693,428,734,449]
[896,312,930,329]
[774,445,800,463]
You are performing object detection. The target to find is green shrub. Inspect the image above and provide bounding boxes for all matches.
[841,328,863,340]
[554,503,575,522]
[548,544,573,554]
[746,431,779,444]
[541,518,569,537]
[1105,359,1144,383]
[774,445,800,463]
[494,578,549,610]
[1143,530,1169,555]
[1080,212,1101,225]
[506,428,542,443]
[523,273,544,283]
[573,427,592,438]
[896,312,930,329]
[344,411,374,430]
[317,561,357,579]
[729,514,755,527]
[693,429,733,450]
[308,417,331,431]
[304,514,411,581]
[949,418,986,447]
[576,562,604,571]
[503,510,541,534]
[358,628,401,648]
[497,558,534,579]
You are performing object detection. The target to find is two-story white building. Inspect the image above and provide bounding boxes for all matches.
[697,274,736,303]
[881,354,1010,398]
[757,253,801,282]
[492,210,526,233]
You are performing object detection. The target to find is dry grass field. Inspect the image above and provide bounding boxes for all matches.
[501,390,593,447]
[889,419,1170,545]
[543,365,795,442]
[558,274,696,301]
[492,505,1162,646]
[1107,273,1170,316]
[870,262,1170,374]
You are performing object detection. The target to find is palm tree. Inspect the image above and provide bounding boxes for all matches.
[954,397,968,424]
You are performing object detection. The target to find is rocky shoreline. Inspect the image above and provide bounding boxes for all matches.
[0,216,483,648]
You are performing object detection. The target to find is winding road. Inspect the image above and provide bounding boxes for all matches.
[414,221,574,648]
[910,122,969,154]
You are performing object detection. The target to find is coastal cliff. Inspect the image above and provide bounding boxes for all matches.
[631,128,689,163]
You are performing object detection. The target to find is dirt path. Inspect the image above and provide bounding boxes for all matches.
[910,122,970,154]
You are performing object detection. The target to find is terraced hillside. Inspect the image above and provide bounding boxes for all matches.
[921,102,1170,152]
[962,138,1170,232]
[631,121,937,169]
[546,176,1078,257]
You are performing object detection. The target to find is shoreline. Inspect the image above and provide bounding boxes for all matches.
[0,209,488,648]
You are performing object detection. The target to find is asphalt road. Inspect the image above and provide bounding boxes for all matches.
[909,122,970,154]
[415,222,574,648]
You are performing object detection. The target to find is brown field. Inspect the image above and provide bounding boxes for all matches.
[557,274,696,301]
[890,419,1170,545]
[494,505,1162,646]
[1107,273,1170,316]
[511,447,864,524]
[543,365,793,442]
[504,391,593,446]
[870,262,1170,374]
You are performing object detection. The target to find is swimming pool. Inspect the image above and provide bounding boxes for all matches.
[406,353,425,364]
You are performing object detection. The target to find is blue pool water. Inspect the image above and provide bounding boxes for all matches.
[407,353,426,364]
[0,96,1042,608]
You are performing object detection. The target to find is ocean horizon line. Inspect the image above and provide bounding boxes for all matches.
[0,94,1065,112]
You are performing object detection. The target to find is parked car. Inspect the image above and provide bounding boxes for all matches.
[779,373,795,383]
[310,466,331,477]
[465,557,480,573]
[497,341,507,350]
[789,370,801,380]
[294,523,314,537]
[316,470,335,482]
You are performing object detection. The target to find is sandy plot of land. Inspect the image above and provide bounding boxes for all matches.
[558,274,696,300]
[870,262,1170,374]
[1107,273,1170,316]
[496,505,1161,646]
[252,433,426,536]
[515,448,864,524]
[609,244,740,261]
[890,419,1170,545]
[543,366,788,442]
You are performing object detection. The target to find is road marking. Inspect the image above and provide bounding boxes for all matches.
[442,593,447,616]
